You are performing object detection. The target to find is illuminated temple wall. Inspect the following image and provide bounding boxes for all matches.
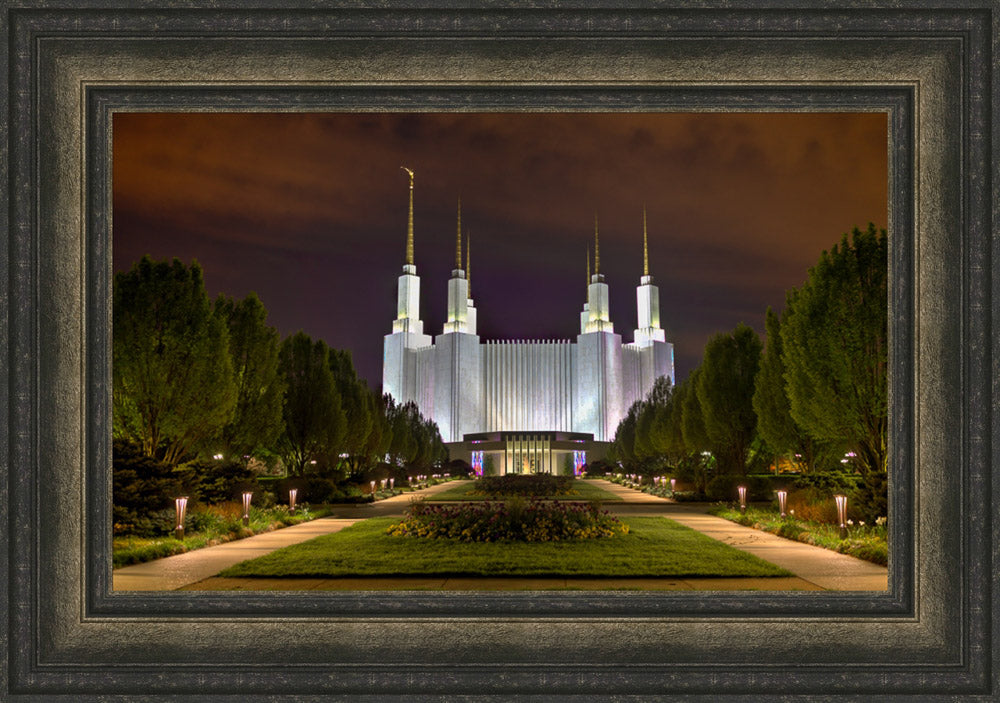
[381,178,674,444]
[383,294,674,444]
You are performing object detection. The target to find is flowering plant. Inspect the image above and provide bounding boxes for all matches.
[387,497,627,542]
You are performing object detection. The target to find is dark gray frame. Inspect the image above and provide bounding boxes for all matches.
[2,2,996,699]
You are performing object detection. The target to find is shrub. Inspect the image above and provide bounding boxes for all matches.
[705,474,773,502]
[469,474,574,498]
[113,439,185,536]
[387,498,628,542]
[179,457,259,504]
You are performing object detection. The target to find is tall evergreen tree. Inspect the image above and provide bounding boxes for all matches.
[781,224,888,515]
[696,324,762,476]
[113,256,237,464]
[277,332,346,475]
[214,292,284,462]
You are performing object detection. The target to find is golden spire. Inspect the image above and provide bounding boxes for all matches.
[594,215,600,275]
[466,230,471,296]
[586,244,591,286]
[455,197,463,269]
[643,205,649,277]
[401,167,415,265]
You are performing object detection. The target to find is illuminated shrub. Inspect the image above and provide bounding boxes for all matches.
[469,474,575,498]
[387,498,627,542]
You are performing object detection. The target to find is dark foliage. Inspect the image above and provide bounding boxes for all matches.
[470,474,575,498]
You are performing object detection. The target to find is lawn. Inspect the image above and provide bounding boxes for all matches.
[219,516,790,578]
[429,478,622,502]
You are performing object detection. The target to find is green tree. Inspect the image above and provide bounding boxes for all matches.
[634,376,673,461]
[680,367,714,493]
[328,349,374,472]
[781,223,888,515]
[214,292,284,462]
[696,323,763,476]
[277,332,347,475]
[610,400,642,470]
[753,305,841,473]
[113,257,237,464]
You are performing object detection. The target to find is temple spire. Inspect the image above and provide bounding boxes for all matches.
[586,244,591,286]
[643,205,649,277]
[594,215,600,275]
[401,167,415,265]
[455,197,463,270]
[466,230,471,296]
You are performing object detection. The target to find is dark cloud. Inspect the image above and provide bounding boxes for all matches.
[114,112,887,387]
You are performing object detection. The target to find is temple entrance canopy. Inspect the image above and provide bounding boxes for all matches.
[461,431,597,476]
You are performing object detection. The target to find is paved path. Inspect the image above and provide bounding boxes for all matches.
[116,478,887,592]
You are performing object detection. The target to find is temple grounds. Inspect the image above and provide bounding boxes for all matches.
[114,480,887,592]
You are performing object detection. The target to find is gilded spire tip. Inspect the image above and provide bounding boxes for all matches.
[594,214,600,276]
[455,197,463,270]
[643,205,649,277]
[401,167,415,266]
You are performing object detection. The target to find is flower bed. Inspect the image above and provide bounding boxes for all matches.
[386,498,628,542]
[468,474,574,498]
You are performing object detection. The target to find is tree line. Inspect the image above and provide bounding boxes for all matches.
[112,256,446,476]
[609,224,888,517]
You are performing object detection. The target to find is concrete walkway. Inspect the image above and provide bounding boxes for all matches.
[115,478,887,592]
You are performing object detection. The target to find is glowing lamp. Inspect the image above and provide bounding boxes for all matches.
[288,488,298,514]
[737,485,747,512]
[777,489,788,518]
[174,497,188,540]
[242,492,252,526]
[835,494,848,538]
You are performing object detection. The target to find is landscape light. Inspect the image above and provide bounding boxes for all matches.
[174,497,188,540]
[370,480,376,494]
[242,492,252,526]
[670,478,677,493]
[835,494,848,538]
[380,478,388,490]
[737,485,747,512]
[777,490,788,518]
[390,478,395,489]
[288,488,297,514]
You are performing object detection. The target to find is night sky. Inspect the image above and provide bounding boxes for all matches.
[113,112,887,389]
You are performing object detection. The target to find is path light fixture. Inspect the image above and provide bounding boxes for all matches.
[669,478,677,493]
[370,480,376,494]
[390,478,395,489]
[288,488,298,514]
[777,489,788,518]
[737,485,747,512]
[242,492,253,526]
[174,497,188,540]
[835,494,848,538]
[380,478,388,491]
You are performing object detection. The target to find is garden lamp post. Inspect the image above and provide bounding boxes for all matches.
[670,478,677,494]
[288,488,298,514]
[835,494,848,538]
[390,478,395,490]
[370,480,376,494]
[737,485,747,512]
[174,496,188,540]
[241,492,252,526]
[777,489,788,518]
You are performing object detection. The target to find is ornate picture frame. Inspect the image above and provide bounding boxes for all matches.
[2,2,995,698]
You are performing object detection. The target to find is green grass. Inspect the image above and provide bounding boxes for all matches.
[429,478,622,502]
[219,516,791,578]
[708,506,888,566]
[113,505,332,568]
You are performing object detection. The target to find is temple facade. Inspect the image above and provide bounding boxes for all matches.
[383,169,674,473]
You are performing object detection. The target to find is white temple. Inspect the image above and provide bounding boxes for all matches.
[383,169,674,474]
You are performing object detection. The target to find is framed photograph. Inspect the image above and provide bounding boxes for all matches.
[3,2,996,699]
